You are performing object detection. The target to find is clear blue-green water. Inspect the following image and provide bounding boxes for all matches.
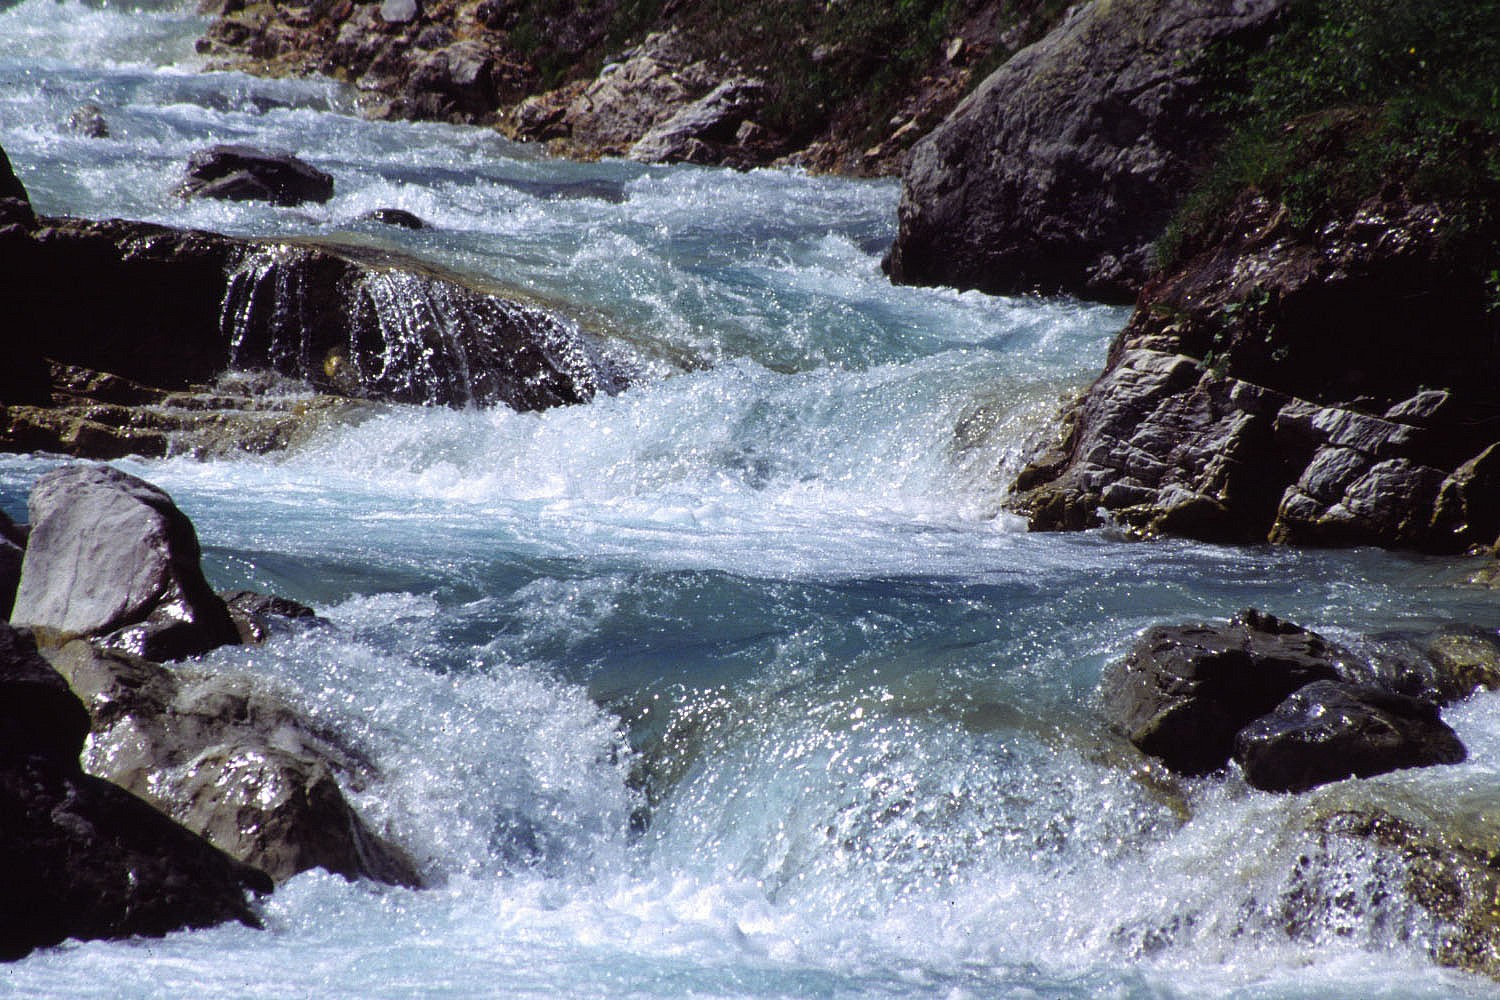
[3,2,1500,996]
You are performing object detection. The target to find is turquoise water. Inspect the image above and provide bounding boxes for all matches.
[3,2,1500,996]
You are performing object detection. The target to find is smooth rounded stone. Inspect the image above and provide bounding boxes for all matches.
[363,207,427,229]
[0,624,270,960]
[10,464,240,660]
[178,144,334,206]
[1101,609,1347,775]
[46,637,420,886]
[378,0,417,24]
[1233,680,1465,793]
[0,624,90,762]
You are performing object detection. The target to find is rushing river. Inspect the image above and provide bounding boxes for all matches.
[4,2,1500,997]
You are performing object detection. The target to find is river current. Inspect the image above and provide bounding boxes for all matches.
[3,2,1500,997]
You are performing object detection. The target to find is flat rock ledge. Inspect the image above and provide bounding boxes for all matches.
[1102,609,1471,793]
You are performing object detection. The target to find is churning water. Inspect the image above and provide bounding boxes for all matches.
[3,2,1500,997]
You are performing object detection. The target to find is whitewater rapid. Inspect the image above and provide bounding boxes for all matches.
[3,1,1500,997]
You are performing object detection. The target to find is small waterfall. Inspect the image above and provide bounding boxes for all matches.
[219,245,630,410]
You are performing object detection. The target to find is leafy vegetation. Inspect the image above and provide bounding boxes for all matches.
[1160,0,1500,265]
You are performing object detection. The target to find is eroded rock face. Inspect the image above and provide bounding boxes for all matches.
[45,637,420,886]
[1010,191,1500,553]
[0,624,270,960]
[11,465,240,660]
[178,145,335,206]
[886,0,1290,301]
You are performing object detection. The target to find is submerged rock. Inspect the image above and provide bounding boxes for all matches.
[11,464,240,660]
[0,623,270,960]
[886,0,1290,301]
[1234,681,1466,793]
[220,588,323,644]
[1101,609,1344,775]
[179,144,335,206]
[64,103,110,139]
[363,207,427,229]
[45,637,420,886]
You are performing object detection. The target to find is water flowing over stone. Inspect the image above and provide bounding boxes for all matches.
[220,244,627,409]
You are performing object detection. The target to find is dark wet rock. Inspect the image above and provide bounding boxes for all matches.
[0,623,270,960]
[887,0,1290,301]
[0,141,35,229]
[364,207,427,229]
[45,636,420,886]
[65,103,110,139]
[1234,680,1465,793]
[1101,609,1347,775]
[1311,809,1500,979]
[179,144,335,206]
[1423,628,1500,704]
[10,464,240,660]
[0,510,21,620]
[1010,190,1500,553]
[0,200,625,428]
[220,588,323,644]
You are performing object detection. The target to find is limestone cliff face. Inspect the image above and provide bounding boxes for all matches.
[885,0,1289,302]
[1009,187,1500,553]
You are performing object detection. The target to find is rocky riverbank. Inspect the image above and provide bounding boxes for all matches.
[193,0,1072,175]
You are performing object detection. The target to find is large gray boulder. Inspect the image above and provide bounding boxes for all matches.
[0,623,270,960]
[45,637,419,886]
[10,465,240,660]
[885,0,1288,301]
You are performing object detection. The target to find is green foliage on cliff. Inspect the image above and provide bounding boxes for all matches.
[1162,0,1500,264]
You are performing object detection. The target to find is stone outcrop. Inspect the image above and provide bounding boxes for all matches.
[0,511,21,621]
[1010,189,1500,553]
[886,0,1290,301]
[0,623,270,960]
[178,145,335,206]
[1103,610,1472,792]
[44,637,419,886]
[11,465,241,661]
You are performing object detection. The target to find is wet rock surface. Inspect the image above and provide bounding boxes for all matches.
[0,623,270,960]
[1011,190,1500,553]
[43,637,420,886]
[887,0,1290,301]
[1234,681,1465,793]
[178,145,335,206]
[1104,610,1473,792]
[11,464,241,661]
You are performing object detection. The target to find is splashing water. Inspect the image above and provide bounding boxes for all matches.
[3,1,1500,998]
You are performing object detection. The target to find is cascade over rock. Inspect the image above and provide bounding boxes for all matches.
[0,623,271,960]
[885,0,1289,301]
[1010,189,1500,552]
[11,464,240,661]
